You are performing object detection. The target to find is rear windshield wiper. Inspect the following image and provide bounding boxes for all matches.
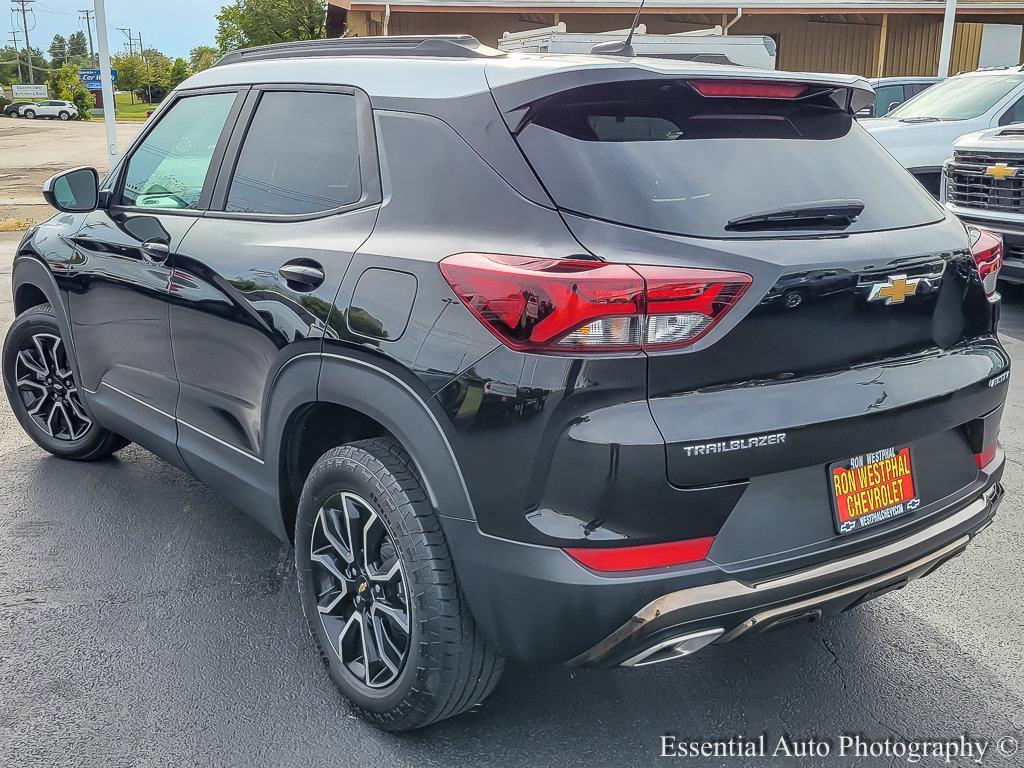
[725,199,865,232]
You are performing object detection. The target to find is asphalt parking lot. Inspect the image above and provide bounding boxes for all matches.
[0,227,1022,767]
[0,118,142,228]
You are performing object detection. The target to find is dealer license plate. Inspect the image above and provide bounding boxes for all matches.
[828,446,921,535]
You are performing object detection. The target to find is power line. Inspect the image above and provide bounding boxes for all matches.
[12,0,35,83]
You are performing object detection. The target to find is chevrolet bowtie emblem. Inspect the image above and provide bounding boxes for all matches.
[868,274,921,305]
[985,162,1018,181]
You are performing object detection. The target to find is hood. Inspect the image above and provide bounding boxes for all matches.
[862,117,985,169]
[952,123,1024,153]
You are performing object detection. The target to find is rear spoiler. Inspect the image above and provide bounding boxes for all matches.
[486,61,874,122]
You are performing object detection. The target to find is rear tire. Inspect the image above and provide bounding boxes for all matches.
[3,304,130,461]
[295,437,504,731]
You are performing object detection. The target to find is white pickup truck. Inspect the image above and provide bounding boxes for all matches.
[863,67,1024,197]
[941,125,1024,284]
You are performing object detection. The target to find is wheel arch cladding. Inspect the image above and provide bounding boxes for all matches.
[12,256,80,375]
[315,354,476,523]
[270,353,476,540]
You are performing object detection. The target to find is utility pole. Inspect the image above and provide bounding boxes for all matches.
[117,26,134,103]
[13,0,35,84]
[8,31,23,82]
[117,27,132,55]
[137,32,152,104]
[94,0,117,161]
[79,8,95,63]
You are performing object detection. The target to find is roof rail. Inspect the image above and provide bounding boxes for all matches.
[214,35,506,67]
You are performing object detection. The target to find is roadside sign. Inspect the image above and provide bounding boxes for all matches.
[78,69,117,83]
[86,81,103,91]
[12,84,48,99]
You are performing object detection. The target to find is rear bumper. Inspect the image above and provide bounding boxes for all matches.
[442,461,1003,667]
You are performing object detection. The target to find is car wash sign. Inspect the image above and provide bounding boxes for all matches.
[78,69,118,91]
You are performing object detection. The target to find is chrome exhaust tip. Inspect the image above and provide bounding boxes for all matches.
[620,627,724,667]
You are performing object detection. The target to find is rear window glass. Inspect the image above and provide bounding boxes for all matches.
[515,80,943,238]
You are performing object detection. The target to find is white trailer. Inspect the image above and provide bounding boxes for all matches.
[498,23,777,69]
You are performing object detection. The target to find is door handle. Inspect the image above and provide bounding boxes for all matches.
[141,239,170,264]
[279,262,326,291]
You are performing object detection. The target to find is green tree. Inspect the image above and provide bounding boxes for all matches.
[169,57,190,88]
[67,31,89,60]
[48,34,67,67]
[215,0,326,52]
[189,45,220,73]
[0,45,21,86]
[138,48,173,102]
[23,47,49,84]
[46,62,95,119]
[111,52,145,104]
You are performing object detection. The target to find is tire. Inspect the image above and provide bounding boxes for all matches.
[23,109,34,119]
[2,304,130,461]
[782,290,805,309]
[58,111,69,121]
[295,437,504,731]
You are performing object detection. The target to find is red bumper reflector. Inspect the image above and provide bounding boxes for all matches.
[564,537,715,572]
[975,442,998,469]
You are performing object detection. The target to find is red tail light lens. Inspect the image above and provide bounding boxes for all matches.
[690,80,809,100]
[439,253,751,353]
[564,537,715,572]
[968,227,1003,299]
[974,442,998,469]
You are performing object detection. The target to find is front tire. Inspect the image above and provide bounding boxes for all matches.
[23,109,35,119]
[3,304,129,460]
[295,437,504,731]
[58,111,70,120]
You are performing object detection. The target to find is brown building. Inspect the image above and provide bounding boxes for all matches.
[326,0,1024,77]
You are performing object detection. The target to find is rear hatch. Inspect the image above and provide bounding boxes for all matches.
[491,64,1008,569]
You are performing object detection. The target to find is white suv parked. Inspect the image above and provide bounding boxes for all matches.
[19,100,79,120]
[862,67,1024,196]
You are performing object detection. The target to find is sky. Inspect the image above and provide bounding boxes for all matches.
[7,0,220,60]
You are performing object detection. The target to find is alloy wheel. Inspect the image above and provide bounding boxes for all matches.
[310,491,411,689]
[13,332,92,441]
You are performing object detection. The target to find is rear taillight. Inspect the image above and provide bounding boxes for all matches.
[564,537,715,572]
[689,80,808,100]
[968,227,1003,299]
[439,253,751,353]
[974,441,998,469]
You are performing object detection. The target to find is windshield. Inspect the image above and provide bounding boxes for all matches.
[887,74,1024,121]
[515,79,943,238]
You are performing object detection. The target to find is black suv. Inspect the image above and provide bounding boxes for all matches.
[3,37,1008,731]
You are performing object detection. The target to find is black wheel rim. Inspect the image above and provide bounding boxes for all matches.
[14,332,93,441]
[310,491,410,689]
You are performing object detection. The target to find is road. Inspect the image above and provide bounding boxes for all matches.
[0,119,143,227]
[0,230,1022,767]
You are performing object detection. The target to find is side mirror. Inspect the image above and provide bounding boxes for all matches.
[886,101,902,113]
[42,167,99,213]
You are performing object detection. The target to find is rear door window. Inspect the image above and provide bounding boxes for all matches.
[225,91,362,215]
[514,79,943,238]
